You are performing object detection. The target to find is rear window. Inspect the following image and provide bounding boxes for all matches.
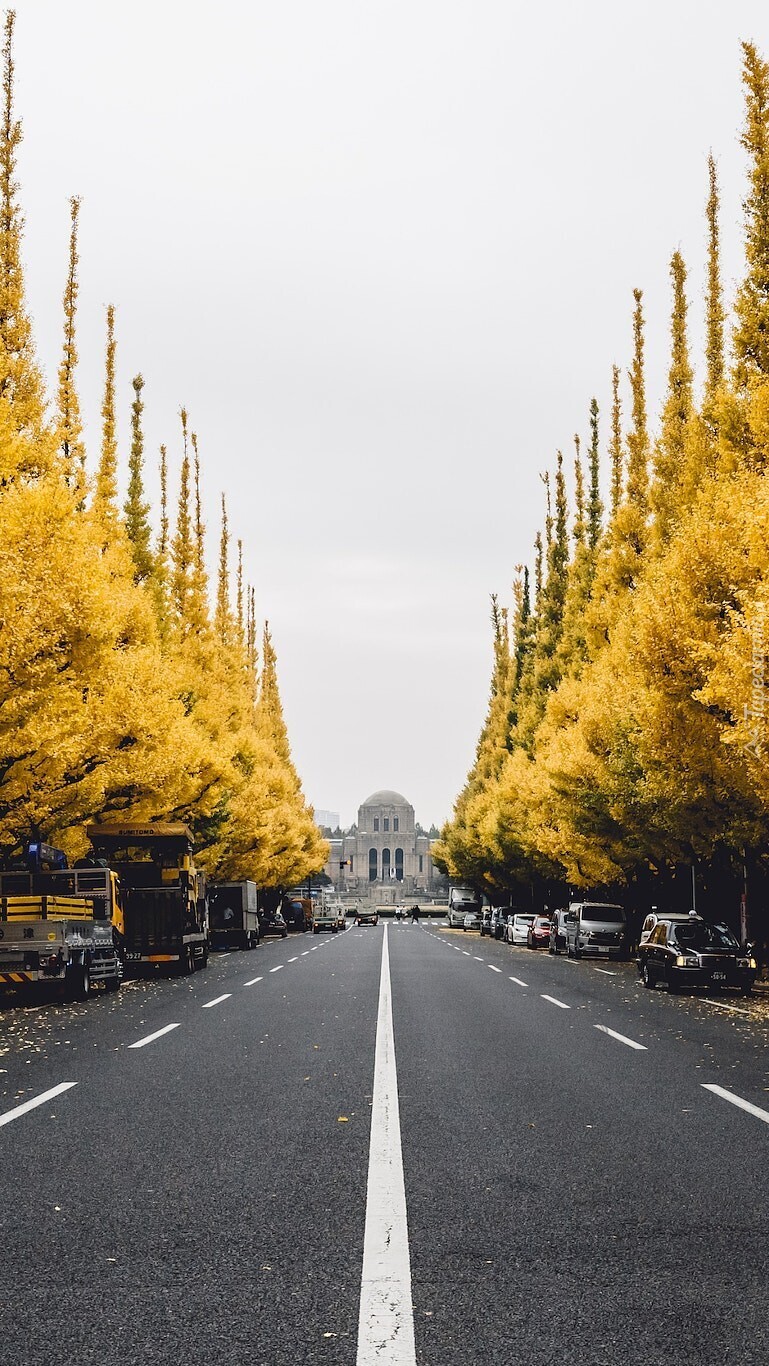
[515,915,535,925]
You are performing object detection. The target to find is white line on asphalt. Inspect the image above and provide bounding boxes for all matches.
[488,965,502,973]
[288,956,298,963]
[0,1082,78,1129]
[127,1023,181,1050]
[594,968,617,976]
[702,999,751,1015]
[269,965,284,973]
[244,976,263,986]
[202,994,231,1009]
[509,976,528,987]
[357,924,416,1366]
[462,951,471,957]
[301,951,310,956]
[702,1083,769,1125]
[541,994,571,1010]
[473,955,483,962]
[594,1024,647,1050]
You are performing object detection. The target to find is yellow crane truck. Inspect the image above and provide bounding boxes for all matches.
[0,842,124,999]
[86,822,208,975]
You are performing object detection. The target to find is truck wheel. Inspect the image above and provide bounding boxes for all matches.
[180,946,195,975]
[74,965,91,1001]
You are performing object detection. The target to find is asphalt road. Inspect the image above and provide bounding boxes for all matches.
[1,923,768,1366]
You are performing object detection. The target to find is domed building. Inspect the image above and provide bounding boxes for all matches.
[323,789,442,903]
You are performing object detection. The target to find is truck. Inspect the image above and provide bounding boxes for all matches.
[86,823,208,976]
[447,885,482,928]
[0,842,123,998]
[208,881,260,950]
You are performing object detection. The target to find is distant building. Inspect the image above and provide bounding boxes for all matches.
[314,809,340,831]
[323,789,446,903]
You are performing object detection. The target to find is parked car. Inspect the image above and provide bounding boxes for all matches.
[637,916,757,994]
[503,914,517,944]
[490,907,511,940]
[462,909,481,931]
[508,913,535,946]
[565,902,628,960]
[259,910,288,939]
[355,909,379,926]
[549,909,569,955]
[526,914,552,949]
[479,909,493,937]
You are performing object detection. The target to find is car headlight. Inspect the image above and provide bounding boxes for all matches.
[675,954,699,968]
[737,957,757,969]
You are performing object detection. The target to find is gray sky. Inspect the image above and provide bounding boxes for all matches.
[10,1,768,828]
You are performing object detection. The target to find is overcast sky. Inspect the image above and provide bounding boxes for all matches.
[9,1,768,828]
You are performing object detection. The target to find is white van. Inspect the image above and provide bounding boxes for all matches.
[565,902,627,960]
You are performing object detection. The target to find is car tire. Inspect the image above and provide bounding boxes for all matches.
[573,945,581,960]
[641,962,654,989]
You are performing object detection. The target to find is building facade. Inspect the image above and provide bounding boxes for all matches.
[323,789,445,903]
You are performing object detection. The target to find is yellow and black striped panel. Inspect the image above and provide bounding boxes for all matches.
[0,971,35,984]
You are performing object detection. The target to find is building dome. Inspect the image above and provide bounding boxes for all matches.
[361,789,410,808]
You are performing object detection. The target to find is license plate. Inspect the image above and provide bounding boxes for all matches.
[712,972,726,981]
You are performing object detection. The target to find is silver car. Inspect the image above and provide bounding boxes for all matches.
[462,910,481,931]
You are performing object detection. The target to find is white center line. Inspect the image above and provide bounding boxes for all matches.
[473,955,483,962]
[244,976,263,986]
[0,1082,77,1129]
[202,994,231,1009]
[509,976,528,987]
[269,965,284,973]
[541,994,571,1010]
[488,965,502,973]
[594,1024,647,1050]
[702,1083,769,1125]
[595,968,617,976]
[702,998,751,1015]
[462,951,471,957]
[357,925,416,1366]
[301,951,310,957]
[288,956,298,963]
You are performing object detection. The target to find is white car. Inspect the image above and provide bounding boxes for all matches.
[462,910,481,931]
[507,913,535,945]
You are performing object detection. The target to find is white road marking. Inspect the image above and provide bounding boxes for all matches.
[357,925,416,1365]
[128,1023,181,1050]
[594,1024,647,1050]
[202,994,231,1009]
[462,951,471,957]
[0,1082,78,1129]
[541,994,570,1010]
[473,955,483,962]
[488,965,502,973]
[269,965,284,973]
[594,968,617,976]
[702,1083,769,1125]
[244,976,263,986]
[301,951,310,956]
[288,956,298,963]
[509,976,528,987]
[702,999,751,1015]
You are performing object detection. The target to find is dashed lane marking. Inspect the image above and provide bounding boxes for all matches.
[128,1023,181,1050]
[594,1024,647,1050]
[288,956,298,963]
[202,994,231,1009]
[541,994,570,1010]
[702,1084,769,1126]
[269,965,284,973]
[244,976,263,986]
[0,1082,77,1129]
[488,965,502,973]
[509,976,528,987]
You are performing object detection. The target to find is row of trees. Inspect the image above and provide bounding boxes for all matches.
[0,13,328,886]
[434,43,769,936]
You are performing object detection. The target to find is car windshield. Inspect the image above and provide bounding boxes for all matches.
[672,921,739,950]
[534,917,550,928]
[582,905,625,922]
